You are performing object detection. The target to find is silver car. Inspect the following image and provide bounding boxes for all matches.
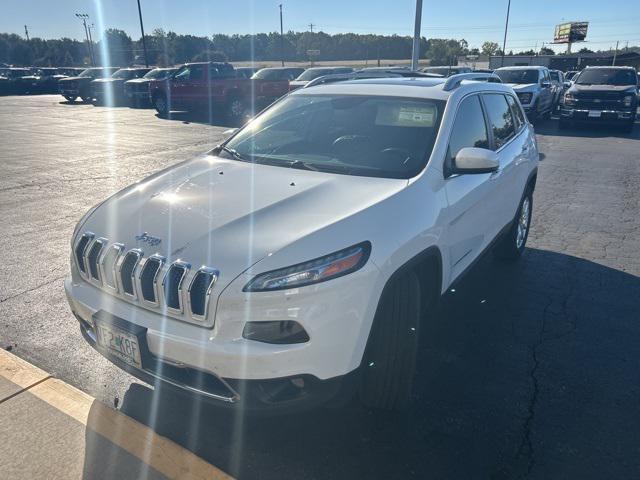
[494,66,555,121]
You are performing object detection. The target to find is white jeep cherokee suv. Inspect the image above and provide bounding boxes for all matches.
[65,74,538,412]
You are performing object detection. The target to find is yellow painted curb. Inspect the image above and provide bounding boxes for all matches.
[0,349,234,480]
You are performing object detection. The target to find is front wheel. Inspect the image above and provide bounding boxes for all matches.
[153,94,169,117]
[495,189,533,261]
[359,271,422,411]
[64,95,77,102]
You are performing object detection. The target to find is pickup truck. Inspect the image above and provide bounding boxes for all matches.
[149,62,290,121]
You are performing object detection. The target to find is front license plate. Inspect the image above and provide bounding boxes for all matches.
[95,322,142,369]
[588,110,602,118]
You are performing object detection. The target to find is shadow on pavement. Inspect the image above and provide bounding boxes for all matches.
[154,110,241,128]
[117,248,640,479]
[535,116,640,140]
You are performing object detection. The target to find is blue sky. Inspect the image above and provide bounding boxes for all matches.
[2,0,639,53]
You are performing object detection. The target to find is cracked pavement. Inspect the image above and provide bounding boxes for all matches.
[1,95,639,479]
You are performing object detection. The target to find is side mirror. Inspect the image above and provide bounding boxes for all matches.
[540,81,551,88]
[453,147,499,174]
[563,81,571,88]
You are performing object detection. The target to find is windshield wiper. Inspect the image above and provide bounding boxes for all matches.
[288,160,320,171]
[219,145,247,161]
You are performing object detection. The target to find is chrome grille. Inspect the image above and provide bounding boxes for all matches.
[73,231,217,324]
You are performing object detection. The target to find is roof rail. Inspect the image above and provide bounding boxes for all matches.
[442,72,502,91]
[304,70,443,88]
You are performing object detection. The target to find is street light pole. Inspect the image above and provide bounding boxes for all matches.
[76,13,95,67]
[411,0,423,71]
[136,0,149,67]
[87,24,95,66]
[279,4,284,67]
[501,0,511,67]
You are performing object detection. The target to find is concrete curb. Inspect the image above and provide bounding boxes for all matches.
[0,348,234,480]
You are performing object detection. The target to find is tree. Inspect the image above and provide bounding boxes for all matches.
[481,41,500,56]
[578,47,594,54]
[191,50,227,62]
[539,47,555,55]
[98,29,133,66]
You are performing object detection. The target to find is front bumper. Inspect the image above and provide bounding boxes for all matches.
[64,257,380,410]
[560,106,636,122]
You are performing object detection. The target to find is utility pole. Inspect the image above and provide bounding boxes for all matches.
[136,0,149,67]
[501,0,511,67]
[309,23,314,33]
[76,13,95,66]
[612,40,619,66]
[87,24,95,66]
[24,25,30,42]
[410,0,423,71]
[279,4,284,67]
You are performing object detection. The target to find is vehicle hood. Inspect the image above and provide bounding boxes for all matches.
[569,84,637,94]
[506,83,538,92]
[125,78,151,85]
[92,78,126,84]
[81,155,406,290]
[59,76,92,84]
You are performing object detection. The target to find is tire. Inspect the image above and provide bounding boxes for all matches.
[64,95,77,102]
[621,120,635,134]
[226,96,249,123]
[359,271,422,411]
[559,119,572,130]
[495,188,533,261]
[153,94,169,117]
[80,96,92,103]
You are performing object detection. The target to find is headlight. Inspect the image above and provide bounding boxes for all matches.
[564,93,575,105]
[517,92,533,105]
[243,242,371,292]
[623,95,634,107]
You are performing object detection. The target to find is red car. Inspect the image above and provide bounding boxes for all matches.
[149,62,290,121]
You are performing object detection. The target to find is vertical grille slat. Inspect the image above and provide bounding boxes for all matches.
[100,244,123,290]
[188,268,218,318]
[74,233,94,274]
[119,250,143,297]
[163,263,189,311]
[86,239,106,282]
[140,256,163,303]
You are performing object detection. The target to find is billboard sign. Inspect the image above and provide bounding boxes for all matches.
[554,22,589,44]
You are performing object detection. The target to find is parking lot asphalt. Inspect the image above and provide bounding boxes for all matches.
[1,95,639,480]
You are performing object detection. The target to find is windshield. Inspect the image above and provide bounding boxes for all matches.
[111,69,133,79]
[296,69,334,81]
[221,94,445,179]
[575,69,637,86]
[251,69,282,80]
[143,69,172,79]
[495,69,539,84]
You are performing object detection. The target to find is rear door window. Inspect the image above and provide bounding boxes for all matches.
[483,94,516,150]
[506,95,525,130]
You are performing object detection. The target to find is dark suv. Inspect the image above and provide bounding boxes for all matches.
[561,66,638,132]
[58,67,119,102]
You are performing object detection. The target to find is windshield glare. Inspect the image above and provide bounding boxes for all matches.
[575,69,637,86]
[221,94,445,179]
[79,69,94,77]
[297,69,334,81]
[495,69,539,84]
[112,69,132,79]
[143,69,170,79]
